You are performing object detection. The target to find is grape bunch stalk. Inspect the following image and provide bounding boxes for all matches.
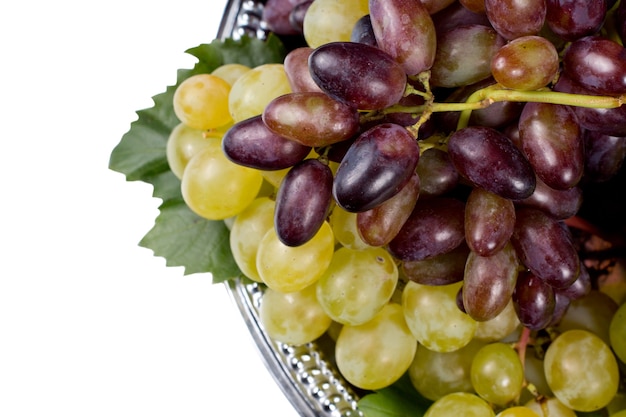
[166,0,626,414]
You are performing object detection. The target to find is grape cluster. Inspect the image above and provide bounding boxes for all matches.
[168,0,626,414]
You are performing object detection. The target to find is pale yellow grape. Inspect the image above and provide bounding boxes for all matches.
[408,338,485,401]
[228,63,291,123]
[524,397,577,417]
[211,63,251,86]
[303,0,370,48]
[424,392,495,417]
[316,246,398,325]
[470,342,525,407]
[328,206,371,250]
[181,144,262,220]
[229,197,275,282]
[256,221,334,293]
[259,284,332,346]
[402,281,477,352]
[166,123,229,179]
[496,406,540,417]
[335,303,417,390]
[611,411,626,417]
[474,299,520,342]
[173,73,232,130]
[609,301,626,363]
[261,167,290,189]
[544,329,619,412]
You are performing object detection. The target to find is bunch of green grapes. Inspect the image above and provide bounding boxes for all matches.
[165,0,626,414]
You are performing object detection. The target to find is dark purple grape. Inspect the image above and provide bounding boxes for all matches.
[222,115,311,170]
[432,1,492,33]
[463,243,520,322]
[557,262,591,301]
[583,130,626,183]
[274,158,333,246]
[447,126,536,200]
[618,0,626,43]
[402,243,470,286]
[545,0,606,41]
[350,14,377,46]
[562,36,626,95]
[308,41,407,110]
[513,174,583,220]
[420,0,457,14]
[369,0,437,75]
[511,207,580,289]
[547,292,571,327]
[262,0,302,35]
[465,187,516,256]
[288,0,312,33]
[356,172,420,247]
[262,92,360,147]
[333,123,420,212]
[387,197,466,261]
[518,102,584,190]
[415,148,460,198]
[512,270,556,330]
[283,47,324,93]
[485,0,546,40]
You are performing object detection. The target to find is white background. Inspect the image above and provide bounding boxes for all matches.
[1,0,299,415]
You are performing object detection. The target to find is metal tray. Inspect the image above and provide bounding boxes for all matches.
[218,1,363,416]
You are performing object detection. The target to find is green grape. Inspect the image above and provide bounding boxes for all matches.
[474,300,520,342]
[259,284,332,346]
[328,206,371,250]
[496,406,540,417]
[173,73,233,130]
[611,411,626,417]
[166,123,230,180]
[180,141,263,220]
[544,329,620,412]
[556,289,618,346]
[256,221,334,293]
[402,281,477,352]
[424,392,495,417]
[228,63,291,123]
[470,342,524,407]
[335,303,417,390]
[409,338,485,401]
[609,301,626,364]
[316,246,398,325]
[229,197,275,282]
[302,0,369,48]
[524,397,577,417]
[211,63,251,86]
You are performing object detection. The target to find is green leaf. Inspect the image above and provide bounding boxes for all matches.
[357,373,432,417]
[109,34,287,278]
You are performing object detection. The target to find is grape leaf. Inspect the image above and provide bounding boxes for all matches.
[357,373,432,417]
[108,34,287,281]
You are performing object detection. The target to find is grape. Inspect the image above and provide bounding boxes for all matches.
[256,221,334,293]
[609,301,626,363]
[510,207,580,289]
[474,300,521,342]
[228,63,291,123]
[484,0,546,40]
[274,158,333,246]
[259,284,332,346]
[350,14,377,47]
[424,392,496,417]
[463,243,520,322]
[518,102,583,190]
[420,0,457,14]
[544,329,620,412]
[328,206,371,250]
[356,172,419,247]
[302,0,369,48]
[173,73,233,130]
[447,126,536,200]
[229,197,275,282]
[211,63,251,86]
[545,0,606,41]
[262,92,360,147]
[402,281,477,352]
[512,270,556,330]
[221,115,311,170]
[415,147,460,198]
[562,36,626,96]
[583,130,626,183]
[166,123,225,180]
[308,41,407,110]
[490,35,559,91]
[409,339,485,401]
[496,407,540,417]
[465,187,516,256]
[388,197,466,262]
[513,174,583,220]
[335,303,417,390]
[316,246,398,325]
[471,342,525,406]
[524,397,577,417]
[262,0,302,36]
[288,0,312,34]
[282,47,323,93]
[401,242,469,286]
[333,123,420,212]
[430,24,505,88]
[432,1,492,33]
[369,0,437,76]
[556,262,591,301]
[181,142,263,220]
[557,289,619,345]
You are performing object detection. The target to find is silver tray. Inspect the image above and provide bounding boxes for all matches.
[218,1,364,416]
